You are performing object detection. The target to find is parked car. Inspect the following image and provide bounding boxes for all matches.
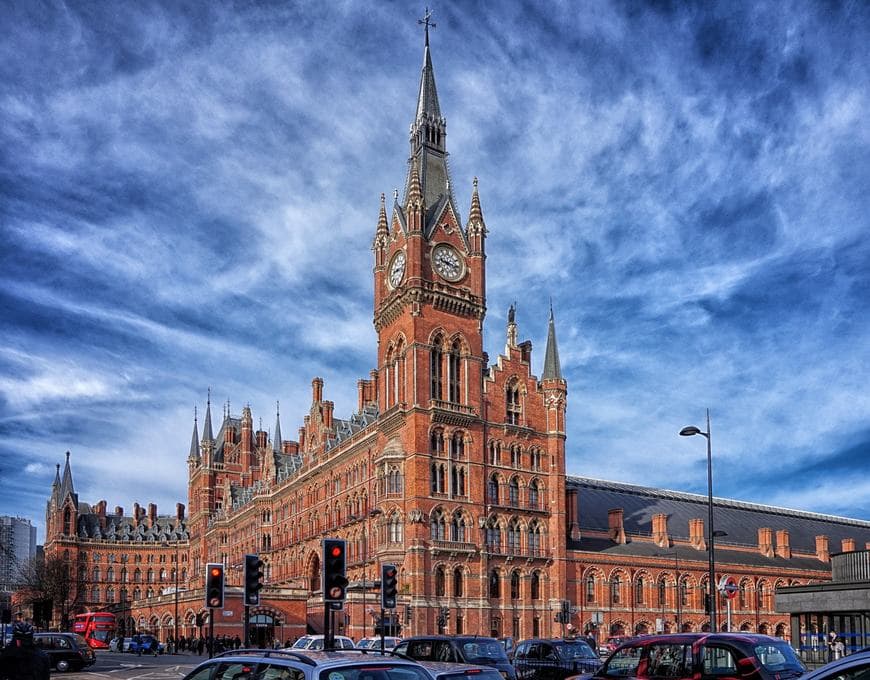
[416,661,507,680]
[513,638,601,680]
[499,638,516,659]
[179,648,434,680]
[33,632,96,672]
[587,633,805,680]
[393,636,517,680]
[357,636,402,650]
[798,648,870,680]
[129,634,165,654]
[290,634,356,650]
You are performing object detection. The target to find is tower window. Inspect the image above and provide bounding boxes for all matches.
[506,380,521,425]
[430,337,443,400]
[448,340,461,402]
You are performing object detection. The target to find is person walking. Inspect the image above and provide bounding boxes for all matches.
[0,622,50,680]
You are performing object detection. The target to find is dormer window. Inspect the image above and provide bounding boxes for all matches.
[506,380,521,425]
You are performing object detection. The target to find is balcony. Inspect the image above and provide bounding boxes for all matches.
[430,539,477,555]
[430,400,477,426]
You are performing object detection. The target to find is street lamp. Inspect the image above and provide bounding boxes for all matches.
[679,408,717,631]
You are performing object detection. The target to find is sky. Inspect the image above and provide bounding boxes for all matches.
[1,0,869,542]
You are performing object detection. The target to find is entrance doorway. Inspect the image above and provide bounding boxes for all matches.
[249,613,278,648]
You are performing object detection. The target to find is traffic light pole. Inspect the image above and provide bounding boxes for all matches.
[324,603,332,650]
[208,609,214,658]
[244,606,250,647]
[380,607,385,653]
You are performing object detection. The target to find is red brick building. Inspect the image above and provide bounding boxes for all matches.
[42,24,870,647]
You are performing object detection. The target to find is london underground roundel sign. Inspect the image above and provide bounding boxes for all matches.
[718,575,739,599]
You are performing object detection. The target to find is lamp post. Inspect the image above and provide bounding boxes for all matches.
[173,540,179,654]
[680,408,717,631]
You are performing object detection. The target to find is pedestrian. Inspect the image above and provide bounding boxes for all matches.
[197,636,205,656]
[828,631,839,661]
[233,635,241,650]
[0,621,50,680]
[584,630,597,654]
[150,636,158,657]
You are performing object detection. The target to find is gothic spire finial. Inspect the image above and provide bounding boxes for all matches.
[418,7,436,48]
[188,407,201,460]
[542,304,563,380]
[202,389,214,441]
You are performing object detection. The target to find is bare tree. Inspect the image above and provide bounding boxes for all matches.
[15,553,88,630]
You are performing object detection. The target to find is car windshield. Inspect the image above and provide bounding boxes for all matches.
[318,664,432,680]
[556,641,598,660]
[73,634,89,646]
[460,640,508,662]
[292,638,313,648]
[92,630,111,642]
[754,642,806,673]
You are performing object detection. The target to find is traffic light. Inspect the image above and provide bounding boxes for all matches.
[381,563,398,609]
[205,563,225,608]
[322,539,349,603]
[244,554,264,606]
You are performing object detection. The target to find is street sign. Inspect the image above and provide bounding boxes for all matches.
[718,575,739,599]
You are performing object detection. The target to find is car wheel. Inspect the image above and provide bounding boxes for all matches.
[57,659,70,672]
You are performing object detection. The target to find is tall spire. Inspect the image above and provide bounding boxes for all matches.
[273,401,283,455]
[188,406,200,460]
[51,463,61,504]
[406,8,453,230]
[202,388,214,441]
[542,304,563,380]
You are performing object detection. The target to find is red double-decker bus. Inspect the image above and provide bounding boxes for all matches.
[73,612,115,649]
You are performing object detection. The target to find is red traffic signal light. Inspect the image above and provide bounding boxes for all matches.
[381,563,398,609]
[322,539,348,603]
[205,563,225,609]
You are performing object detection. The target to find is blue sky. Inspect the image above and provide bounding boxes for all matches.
[2,1,869,542]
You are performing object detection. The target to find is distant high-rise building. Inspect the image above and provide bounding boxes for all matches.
[0,516,37,591]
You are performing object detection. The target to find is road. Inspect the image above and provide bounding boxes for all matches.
[62,651,202,680]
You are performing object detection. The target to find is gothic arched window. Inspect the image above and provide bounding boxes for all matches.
[435,566,446,597]
[489,569,501,599]
[528,521,542,555]
[451,464,466,496]
[448,339,461,402]
[658,578,667,607]
[488,475,499,505]
[586,574,596,603]
[488,440,501,465]
[388,513,403,543]
[430,462,446,494]
[636,576,645,605]
[430,336,443,400]
[510,571,521,600]
[450,432,465,459]
[507,519,521,554]
[486,519,501,553]
[430,510,447,541]
[528,480,540,509]
[453,567,464,597]
[531,571,541,600]
[509,477,520,507]
[506,379,521,425]
[451,512,466,542]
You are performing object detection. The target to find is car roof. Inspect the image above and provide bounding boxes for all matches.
[611,633,785,646]
[415,661,504,674]
[519,639,592,644]
[402,636,497,642]
[801,650,870,680]
[210,649,425,669]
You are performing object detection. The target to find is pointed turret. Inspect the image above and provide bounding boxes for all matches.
[415,16,442,123]
[51,463,61,505]
[542,305,563,380]
[202,390,214,442]
[188,408,200,461]
[59,450,77,507]
[273,402,283,455]
[374,193,388,245]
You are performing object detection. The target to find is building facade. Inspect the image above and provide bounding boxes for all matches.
[1,516,37,592]
[40,22,870,647]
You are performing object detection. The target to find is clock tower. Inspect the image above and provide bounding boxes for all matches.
[372,16,487,416]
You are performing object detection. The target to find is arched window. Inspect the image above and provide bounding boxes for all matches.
[120,588,128,602]
[159,568,167,582]
[679,578,688,607]
[430,336,443,400]
[486,519,501,553]
[611,575,622,604]
[147,568,154,583]
[757,582,767,609]
[453,567,464,597]
[430,429,444,455]
[92,566,101,582]
[488,440,501,465]
[450,513,466,542]
[510,571,521,600]
[388,513,403,543]
[387,467,402,494]
[528,480,540,509]
[120,567,127,583]
[489,569,501,599]
[507,519,521,554]
[451,464,466,496]
[531,571,541,600]
[106,566,115,582]
[510,444,521,467]
[91,586,99,602]
[658,578,667,606]
[636,576,645,605]
[430,510,447,541]
[530,447,542,471]
[63,508,73,535]
[450,432,465,459]
[506,380,521,425]
[133,587,141,600]
[488,475,499,505]
[448,339,461,402]
[509,477,520,507]
[435,566,446,597]
[431,462,446,494]
[738,582,747,609]
[106,586,115,603]
[528,521,542,555]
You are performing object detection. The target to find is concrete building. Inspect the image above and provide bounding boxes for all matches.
[0,516,38,592]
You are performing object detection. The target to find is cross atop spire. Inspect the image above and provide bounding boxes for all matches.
[542,303,563,381]
[418,7,436,47]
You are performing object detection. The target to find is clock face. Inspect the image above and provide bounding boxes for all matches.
[389,251,406,288]
[432,244,464,281]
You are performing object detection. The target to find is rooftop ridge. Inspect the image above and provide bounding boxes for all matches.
[568,475,870,529]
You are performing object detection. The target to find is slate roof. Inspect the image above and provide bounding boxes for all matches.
[75,513,189,542]
[326,403,379,451]
[568,476,870,565]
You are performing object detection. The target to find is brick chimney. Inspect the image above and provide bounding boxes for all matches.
[256,430,267,448]
[816,535,830,562]
[689,518,706,551]
[133,502,141,524]
[298,425,306,450]
[115,506,124,517]
[176,503,185,521]
[148,503,157,526]
[652,513,670,548]
[312,377,324,402]
[842,537,856,552]
[608,508,626,544]
[96,500,107,530]
[284,440,299,455]
[323,400,334,430]
[758,528,774,557]
[775,530,791,559]
[370,369,379,402]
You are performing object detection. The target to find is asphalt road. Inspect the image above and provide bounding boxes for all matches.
[60,650,203,680]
